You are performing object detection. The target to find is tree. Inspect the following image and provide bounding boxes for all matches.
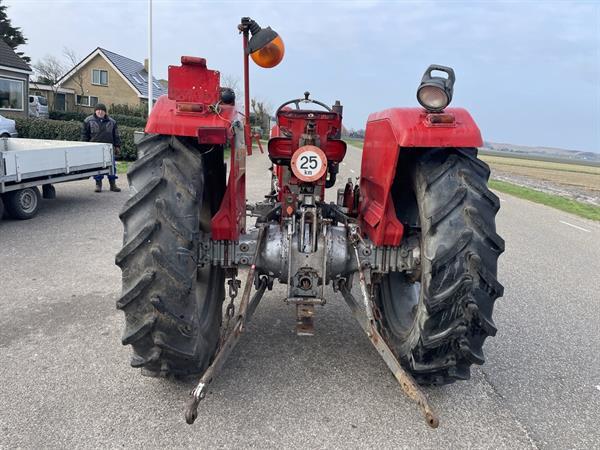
[33,56,65,83]
[250,98,272,135]
[31,55,66,110]
[63,47,85,112]
[0,1,29,63]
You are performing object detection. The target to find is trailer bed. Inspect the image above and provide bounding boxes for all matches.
[0,138,114,193]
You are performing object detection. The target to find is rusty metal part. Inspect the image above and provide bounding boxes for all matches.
[338,235,440,429]
[296,303,315,336]
[284,297,325,305]
[185,226,267,425]
[219,276,241,348]
[338,281,439,428]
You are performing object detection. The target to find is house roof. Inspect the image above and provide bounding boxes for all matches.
[99,48,167,100]
[0,39,32,72]
[29,81,75,94]
[57,47,166,100]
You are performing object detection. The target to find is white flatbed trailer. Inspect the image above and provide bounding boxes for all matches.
[0,138,114,220]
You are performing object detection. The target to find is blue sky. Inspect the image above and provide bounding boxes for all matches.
[8,0,600,152]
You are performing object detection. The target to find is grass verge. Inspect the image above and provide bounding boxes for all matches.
[489,179,600,221]
[344,138,364,149]
[116,161,129,174]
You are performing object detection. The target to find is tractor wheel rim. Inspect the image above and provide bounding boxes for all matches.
[21,190,37,213]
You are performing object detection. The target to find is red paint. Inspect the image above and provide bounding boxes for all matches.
[268,108,345,204]
[269,123,285,202]
[269,137,346,163]
[144,56,245,242]
[167,57,219,104]
[243,31,252,156]
[211,141,246,241]
[365,107,482,148]
[359,107,482,246]
[145,56,234,137]
[253,132,264,153]
[198,127,228,145]
[146,95,236,137]
[268,110,346,163]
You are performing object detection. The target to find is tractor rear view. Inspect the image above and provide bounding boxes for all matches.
[116,17,504,428]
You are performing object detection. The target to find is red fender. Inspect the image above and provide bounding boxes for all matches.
[359,107,482,246]
[145,56,245,241]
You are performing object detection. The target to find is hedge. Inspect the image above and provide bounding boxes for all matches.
[49,110,147,128]
[49,110,87,122]
[110,114,146,128]
[109,103,148,118]
[12,117,141,161]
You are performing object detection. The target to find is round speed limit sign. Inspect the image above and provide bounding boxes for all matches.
[291,145,328,182]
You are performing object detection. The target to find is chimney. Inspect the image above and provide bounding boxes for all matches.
[144,58,149,73]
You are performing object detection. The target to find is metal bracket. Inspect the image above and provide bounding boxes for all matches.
[338,279,439,428]
[185,226,268,425]
[337,235,439,429]
[296,303,315,336]
[197,231,259,268]
[352,235,421,277]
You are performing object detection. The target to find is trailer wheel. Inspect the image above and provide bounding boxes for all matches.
[4,187,42,220]
[116,134,226,377]
[375,148,504,385]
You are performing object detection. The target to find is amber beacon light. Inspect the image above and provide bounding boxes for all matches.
[239,17,285,155]
[245,18,285,68]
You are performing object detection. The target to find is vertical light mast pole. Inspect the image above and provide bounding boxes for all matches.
[147,0,153,116]
[239,19,252,156]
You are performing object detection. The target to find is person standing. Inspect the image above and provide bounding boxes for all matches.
[81,103,122,192]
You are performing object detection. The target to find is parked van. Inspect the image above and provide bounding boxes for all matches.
[29,95,49,118]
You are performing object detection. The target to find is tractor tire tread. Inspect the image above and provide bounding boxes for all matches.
[117,270,156,310]
[377,147,504,385]
[115,221,159,267]
[117,134,224,377]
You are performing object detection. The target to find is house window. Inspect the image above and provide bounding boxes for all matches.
[0,77,24,111]
[92,69,108,86]
[76,95,99,107]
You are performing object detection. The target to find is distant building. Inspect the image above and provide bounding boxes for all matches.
[56,47,167,112]
[28,81,75,112]
[0,39,32,117]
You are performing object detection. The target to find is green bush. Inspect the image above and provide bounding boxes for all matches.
[110,114,147,128]
[109,103,148,118]
[13,117,141,161]
[50,110,147,129]
[49,110,87,122]
[14,117,81,140]
[118,125,140,160]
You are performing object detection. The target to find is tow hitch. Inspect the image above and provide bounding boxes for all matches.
[184,226,268,425]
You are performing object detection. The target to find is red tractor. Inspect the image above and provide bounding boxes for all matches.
[116,18,504,428]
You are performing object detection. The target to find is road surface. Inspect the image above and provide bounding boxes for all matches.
[1,146,598,449]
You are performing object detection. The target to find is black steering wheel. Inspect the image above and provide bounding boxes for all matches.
[275,91,333,117]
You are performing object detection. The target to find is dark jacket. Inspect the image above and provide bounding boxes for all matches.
[81,114,121,147]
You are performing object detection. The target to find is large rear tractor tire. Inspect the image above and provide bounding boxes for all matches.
[375,148,504,385]
[116,134,226,377]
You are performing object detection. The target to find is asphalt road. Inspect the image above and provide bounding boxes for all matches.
[1,146,599,449]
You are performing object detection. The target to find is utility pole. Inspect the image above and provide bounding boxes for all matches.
[147,0,153,116]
